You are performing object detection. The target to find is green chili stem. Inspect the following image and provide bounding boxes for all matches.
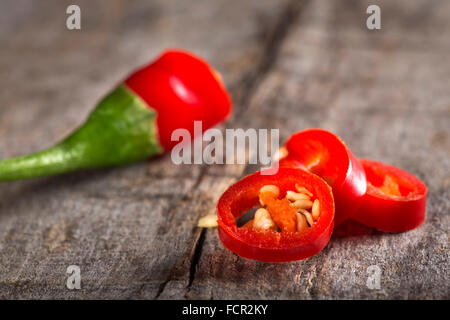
[0,85,163,182]
[0,145,83,181]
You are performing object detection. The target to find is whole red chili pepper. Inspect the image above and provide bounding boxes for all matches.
[217,168,335,262]
[125,49,231,151]
[0,49,232,182]
[353,159,427,232]
[278,129,366,226]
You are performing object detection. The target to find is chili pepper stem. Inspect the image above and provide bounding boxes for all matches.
[0,85,163,182]
[0,145,84,182]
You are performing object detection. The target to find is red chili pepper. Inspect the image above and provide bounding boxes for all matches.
[353,159,427,233]
[0,49,231,182]
[217,168,334,262]
[278,129,366,226]
[125,49,232,151]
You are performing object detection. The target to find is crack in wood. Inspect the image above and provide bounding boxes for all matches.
[152,167,209,299]
[232,0,310,118]
[186,228,207,290]
[237,0,310,178]
[152,227,206,300]
[154,271,173,299]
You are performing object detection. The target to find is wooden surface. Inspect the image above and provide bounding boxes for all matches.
[0,0,448,299]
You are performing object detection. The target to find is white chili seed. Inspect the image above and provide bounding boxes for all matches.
[286,190,310,201]
[295,184,313,197]
[259,185,280,206]
[312,199,320,220]
[300,209,314,227]
[296,212,308,232]
[197,214,218,228]
[253,208,277,231]
[290,199,313,210]
[273,146,288,162]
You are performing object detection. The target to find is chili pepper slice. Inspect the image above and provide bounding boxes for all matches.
[0,49,231,182]
[278,129,366,226]
[217,168,334,262]
[353,159,427,233]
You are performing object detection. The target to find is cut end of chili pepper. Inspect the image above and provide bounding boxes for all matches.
[264,198,298,233]
[354,159,427,233]
[378,174,402,197]
[217,168,334,262]
[125,49,232,151]
[256,185,319,233]
[363,160,423,199]
[283,129,349,185]
[278,128,366,226]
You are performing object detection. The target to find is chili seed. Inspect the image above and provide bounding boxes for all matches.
[296,212,308,232]
[273,146,288,162]
[290,199,313,210]
[295,184,313,197]
[253,208,277,231]
[312,199,320,220]
[286,190,310,201]
[259,185,280,206]
[197,214,218,228]
[299,209,314,227]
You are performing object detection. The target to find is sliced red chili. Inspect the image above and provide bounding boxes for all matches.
[353,159,427,233]
[278,129,366,225]
[217,168,334,262]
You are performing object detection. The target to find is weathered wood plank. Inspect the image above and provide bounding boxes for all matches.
[0,0,448,299]
[183,0,450,299]
[0,0,290,299]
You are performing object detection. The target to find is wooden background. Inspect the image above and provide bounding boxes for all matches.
[0,0,448,299]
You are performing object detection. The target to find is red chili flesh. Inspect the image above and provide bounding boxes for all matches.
[353,159,427,233]
[278,129,366,226]
[125,49,232,151]
[217,168,334,262]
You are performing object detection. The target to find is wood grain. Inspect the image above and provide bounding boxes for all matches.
[0,0,448,299]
